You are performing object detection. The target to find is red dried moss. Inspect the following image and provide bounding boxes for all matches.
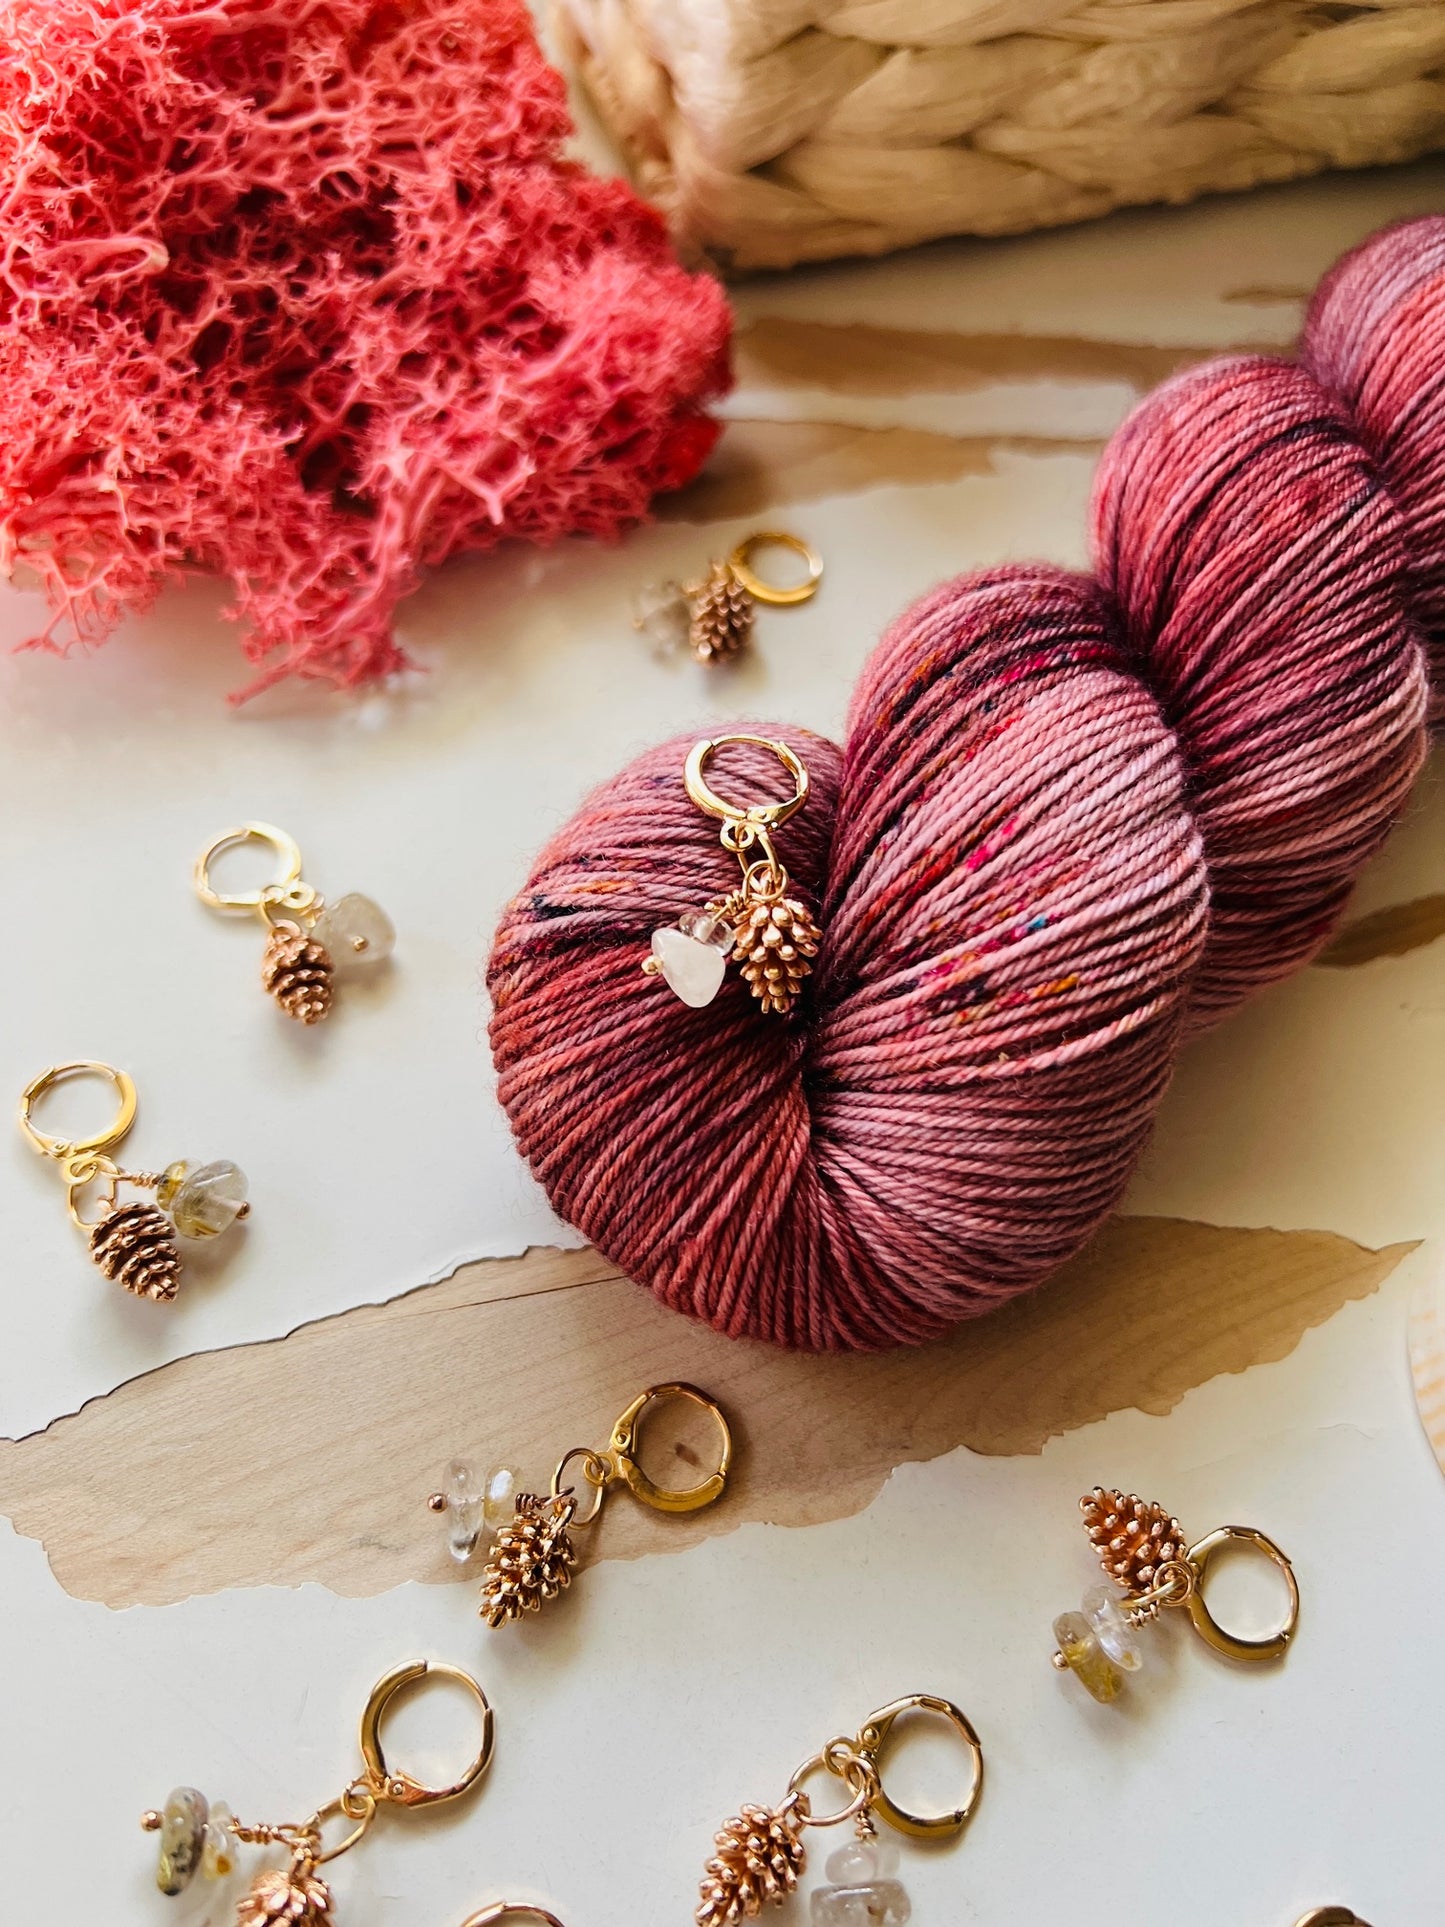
[0,0,732,693]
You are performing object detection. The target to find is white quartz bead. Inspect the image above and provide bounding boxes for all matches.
[442,1459,485,1562]
[650,924,728,1007]
[824,1841,900,1884]
[1084,1585,1145,1671]
[312,894,395,973]
[482,1463,521,1529]
[200,1805,238,1881]
[633,580,691,654]
[810,1880,911,1925]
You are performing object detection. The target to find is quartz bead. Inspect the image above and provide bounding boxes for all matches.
[311,894,395,974]
[1053,1610,1123,1703]
[650,924,728,1008]
[442,1458,485,1562]
[811,1839,910,1924]
[825,1841,900,1883]
[678,910,735,952]
[1084,1585,1144,1671]
[482,1463,521,1530]
[156,1787,209,1895]
[633,579,692,654]
[200,1805,237,1881]
[160,1160,250,1240]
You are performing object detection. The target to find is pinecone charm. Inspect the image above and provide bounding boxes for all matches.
[697,1800,808,1925]
[90,1200,182,1301]
[261,924,335,1024]
[1082,1488,1187,1595]
[236,1862,333,1927]
[688,561,754,665]
[733,888,821,1016]
[478,1491,579,1628]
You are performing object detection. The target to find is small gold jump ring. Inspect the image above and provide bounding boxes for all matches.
[18,1062,138,1160]
[607,1383,733,1516]
[458,1909,567,1927]
[305,1787,378,1866]
[856,1695,984,1841]
[358,1662,495,1810]
[727,532,823,607]
[194,822,304,912]
[551,1447,612,1526]
[684,735,810,831]
[1185,1526,1300,1663]
[787,1749,878,1828]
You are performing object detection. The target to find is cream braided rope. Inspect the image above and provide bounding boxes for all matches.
[554,0,1445,268]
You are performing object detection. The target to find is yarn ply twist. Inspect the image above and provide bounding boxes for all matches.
[489,216,1444,1351]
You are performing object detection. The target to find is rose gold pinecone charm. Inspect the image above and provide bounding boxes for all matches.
[261,924,335,1024]
[1082,1487,1187,1594]
[89,1200,182,1301]
[733,891,821,1016]
[478,1491,579,1628]
[697,1799,808,1925]
[237,1862,334,1927]
[689,561,754,665]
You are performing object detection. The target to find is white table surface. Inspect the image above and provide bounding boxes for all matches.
[2,152,1443,1927]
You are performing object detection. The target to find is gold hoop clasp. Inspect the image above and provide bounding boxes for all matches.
[550,1384,733,1522]
[607,1383,733,1515]
[194,822,311,917]
[1185,1526,1300,1663]
[357,1661,495,1811]
[459,1909,567,1927]
[684,735,810,833]
[856,1696,984,1841]
[727,531,823,607]
[18,1061,138,1161]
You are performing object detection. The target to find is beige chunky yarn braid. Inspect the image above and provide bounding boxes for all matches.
[555,0,1445,269]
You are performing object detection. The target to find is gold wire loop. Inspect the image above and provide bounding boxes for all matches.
[18,1062,138,1161]
[194,822,305,913]
[684,736,810,832]
[64,1155,122,1230]
[607,1383,733,1515]
[1185,1526,1300,1663]
[458,1910,567,1927]
[357,1662,495,1811]
[855,1696,985,1841]
[727,531,823,607]
[787,1747,878,1828]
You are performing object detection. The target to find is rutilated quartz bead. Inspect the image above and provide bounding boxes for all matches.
[1053,1609,1123,1703]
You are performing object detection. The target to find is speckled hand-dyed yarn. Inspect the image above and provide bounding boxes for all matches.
[488,217,1442,1352]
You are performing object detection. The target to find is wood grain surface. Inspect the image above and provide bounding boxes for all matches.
[0,1215,1411,1608]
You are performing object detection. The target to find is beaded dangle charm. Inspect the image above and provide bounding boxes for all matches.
[642,734,822,1016]
[428,1383,732,1630]
[697,1695,982,1927]
[1051,1486,1301,1703]
[634,529,822,666]
[18,1062,249,1302]
[195,822,394,1025]
[144,1662,493,1922]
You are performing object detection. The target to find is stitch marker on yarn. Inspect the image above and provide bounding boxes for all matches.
[641,735,822,1017]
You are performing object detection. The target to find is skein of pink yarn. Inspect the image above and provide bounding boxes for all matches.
[488,217,1443,1352]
